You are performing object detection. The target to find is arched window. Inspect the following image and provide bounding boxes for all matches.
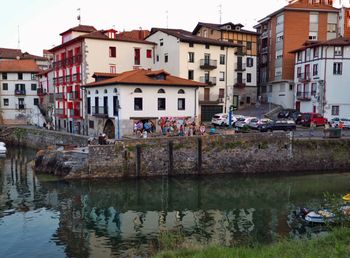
[88,91,91,95]
[134,88,142,93]
[158,88,165,93]
[95,90,99,94]
[104,89,108,94]
[178,89,185,94]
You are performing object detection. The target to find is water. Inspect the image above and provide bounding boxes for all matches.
[1,147,350,257]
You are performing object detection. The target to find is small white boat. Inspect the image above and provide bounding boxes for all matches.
[0,142,7,154]
[304,210,335,224]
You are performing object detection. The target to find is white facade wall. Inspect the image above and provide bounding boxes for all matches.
[86,84,199,137]
[268,81,294,108]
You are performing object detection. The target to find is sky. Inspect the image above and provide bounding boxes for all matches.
[0,0,347,56]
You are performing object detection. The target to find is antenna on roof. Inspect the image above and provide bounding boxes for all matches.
[166,10,169,28]
[218,4,222,24]
[17,25,21,49]
[77,8,81,25]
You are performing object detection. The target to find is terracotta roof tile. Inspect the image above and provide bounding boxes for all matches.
[0,59,40,73]
[290,37,350,53]
[60,24,97,36]
[193,22,259,36]
[84,69,206,88]
[0,47,22,59]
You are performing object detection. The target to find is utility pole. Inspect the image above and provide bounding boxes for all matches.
[218,4,222,24]
[166,10,169,28]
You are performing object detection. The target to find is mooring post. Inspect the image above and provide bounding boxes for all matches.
[168,141,174,176]
[136,145,142,179]
[197,137,202,175]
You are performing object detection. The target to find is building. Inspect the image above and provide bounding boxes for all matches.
[0,59,43,125]
[146,28,240,121]
[290,37,350,119]
[48,24,156,134]
[254,0,345,108]
[117,30,150,40]
[192,22,259,107]
[82,69,205,138]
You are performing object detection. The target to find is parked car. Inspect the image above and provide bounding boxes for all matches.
[259,120,296,132]
[277,109,302,123]
[235,117,257,129]
[300,113,328,127]
[211,113,228,126]
[225,115,246,126]
[330,118,350,129]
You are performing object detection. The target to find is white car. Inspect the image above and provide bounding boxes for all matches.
[211,113,228,126]
[225,115,246,126]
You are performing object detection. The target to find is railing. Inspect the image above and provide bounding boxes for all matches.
[14,89,26,95]
[234,78,246,88]
[297,73,311,82]
[66,75,71,84]
[235,63,246,71]
[37,88,46,96]
[15,104,26,110]
[72,73,81,82]
[68,109,81,117]
[296,91,311,101]
[200,59,217,69]
[68,91,81,100]
[199,76,217,86]
[55,92,66,100]
[92,106,109,117]
[53,54,82,69]
[261,31,268,38]
[55,108,65,116]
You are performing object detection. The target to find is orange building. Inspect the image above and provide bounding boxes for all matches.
[254,0,350,107]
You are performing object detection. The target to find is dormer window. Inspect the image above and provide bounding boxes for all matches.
[226,25,232,30]
[235,26,241,31]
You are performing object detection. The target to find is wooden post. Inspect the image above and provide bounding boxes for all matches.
[168,141,174,176]
[136,145,141,178]
[197,138,202,175]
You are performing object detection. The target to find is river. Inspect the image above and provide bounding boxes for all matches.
[0,147,349,257]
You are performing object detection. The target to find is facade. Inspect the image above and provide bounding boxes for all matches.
[254,0,344,107]
[49,25,156,134]
[192,22,258,107]
[83,69,204,138]
[146,28,239,121]
[0,60,42,125]
[291,37,350,119]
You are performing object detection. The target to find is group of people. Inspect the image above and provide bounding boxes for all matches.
[133,120,156,138]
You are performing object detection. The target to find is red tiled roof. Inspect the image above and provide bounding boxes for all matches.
[290,37,350,53]
[193,22,259,36]
[59,24,97,36]
[84,69,206,88]
[0,47,22,59]
[0,59,40,73]
[92,72,119,78]
[117,30,150,40]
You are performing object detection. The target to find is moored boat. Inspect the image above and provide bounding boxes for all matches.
[0,142,7,155]
[342,194,350,202]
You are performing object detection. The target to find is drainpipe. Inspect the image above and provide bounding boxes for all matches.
[224,46,228,113]
[322,45,329,117]
[194,87,198,122]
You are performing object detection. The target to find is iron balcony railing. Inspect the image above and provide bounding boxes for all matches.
[55,92,66,100]
[68,109,81,117]
[296,91,312,101]
[234,78,246,88]
[235,63,246,71]
[15,104,26,110]
[68,91,81,100]
[14,89,26,95]
[200,59,217,69]
[55,108,65,116]
[199,76,217,86]
[92,106,109,117]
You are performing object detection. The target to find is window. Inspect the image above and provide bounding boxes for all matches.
[313,47,319,58]
[309,32,318,41]
[297,67,302,78]
[160,39,163,46]
[134,48,140,65]
[110,65,116,73]
[2,73,7,80]
[220,46,225,51]
[311,83,317,96]
[205,44,210,49]
[89,120,94,129]
[279,84,285,92]
[313,64,318,76]
[2,83,8,91]
[334,46,343,56]
[333,62,342,75]
[188,52,195,63]
[178,89,185,94]
[31,73,36,80]
[3,99,9,106]
[297,52,302,62]
[18,73,23,80]
[109,46,116,57]
[156,55,159,62]
[305,48,311,61]
[134,88,142,93]
[247,57,254,67]
[178,98,185,110]
[188,70,194,80]
[327,23,337,33]
[203,30,208,37]
[146,49,152,58]
[189,42,194,48]
[268,85,273,93]
[332,105,339,116]
[31,84,37,91]
[158,98,166,110]
[134,98,143,110]
[220,54,225,65]
[34,98,39,106]
[158,89,165,93]
[164,53,168,63]
[219,71,225,81]
[247,73,252,83]
[246,41,252,50]
[87,97,91,114]
[113,96,119,116]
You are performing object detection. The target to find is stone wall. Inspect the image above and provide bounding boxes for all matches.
[0,126,89,149]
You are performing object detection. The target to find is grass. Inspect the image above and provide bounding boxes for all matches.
[154,227,350,258]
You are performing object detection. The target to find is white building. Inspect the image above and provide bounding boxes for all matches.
[0,59,44,125]
[82,69,204,138]
[291,37,350,119]
[146,28,239,121]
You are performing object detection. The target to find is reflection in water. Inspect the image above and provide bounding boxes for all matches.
[0,147,350,257]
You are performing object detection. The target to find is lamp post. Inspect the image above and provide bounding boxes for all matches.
[114,90,121,140]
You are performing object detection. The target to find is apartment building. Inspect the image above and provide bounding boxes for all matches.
[48,25,156,134]
[146,28,240,121]
[0,60,42,124]
[290,37,350,119]
[192,22,258,107]
[254,0,343,108]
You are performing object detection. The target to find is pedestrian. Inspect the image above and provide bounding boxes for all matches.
[200,123,206,135]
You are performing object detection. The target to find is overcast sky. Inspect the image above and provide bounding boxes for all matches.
[0,0,347,55]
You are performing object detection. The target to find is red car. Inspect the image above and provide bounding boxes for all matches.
[300,113,328,126]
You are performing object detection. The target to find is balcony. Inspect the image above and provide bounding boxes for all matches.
[73,54,82,65]
[68,91,81,100]
[199,76,217,86]
[72,73,81,83]
[55,92,66,100]
[200,59,217,70]
[53,78,58,86]
[53,54,82,69]
[234,78,246,88]
[55,108,67,117]
[235,63,246,71]
[66,75,71,84]
[199,93,225,105]
[297,73,311,82]
[261,31,269,39]
[92,106,109,118]
[37,88,47,96]
[261,47,268,54]
[296,91,311,101]
[68,109,81,118]
[15,104,26,110]
[14,89,26,96]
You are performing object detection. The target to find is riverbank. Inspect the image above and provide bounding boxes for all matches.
[155,227,350,258]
